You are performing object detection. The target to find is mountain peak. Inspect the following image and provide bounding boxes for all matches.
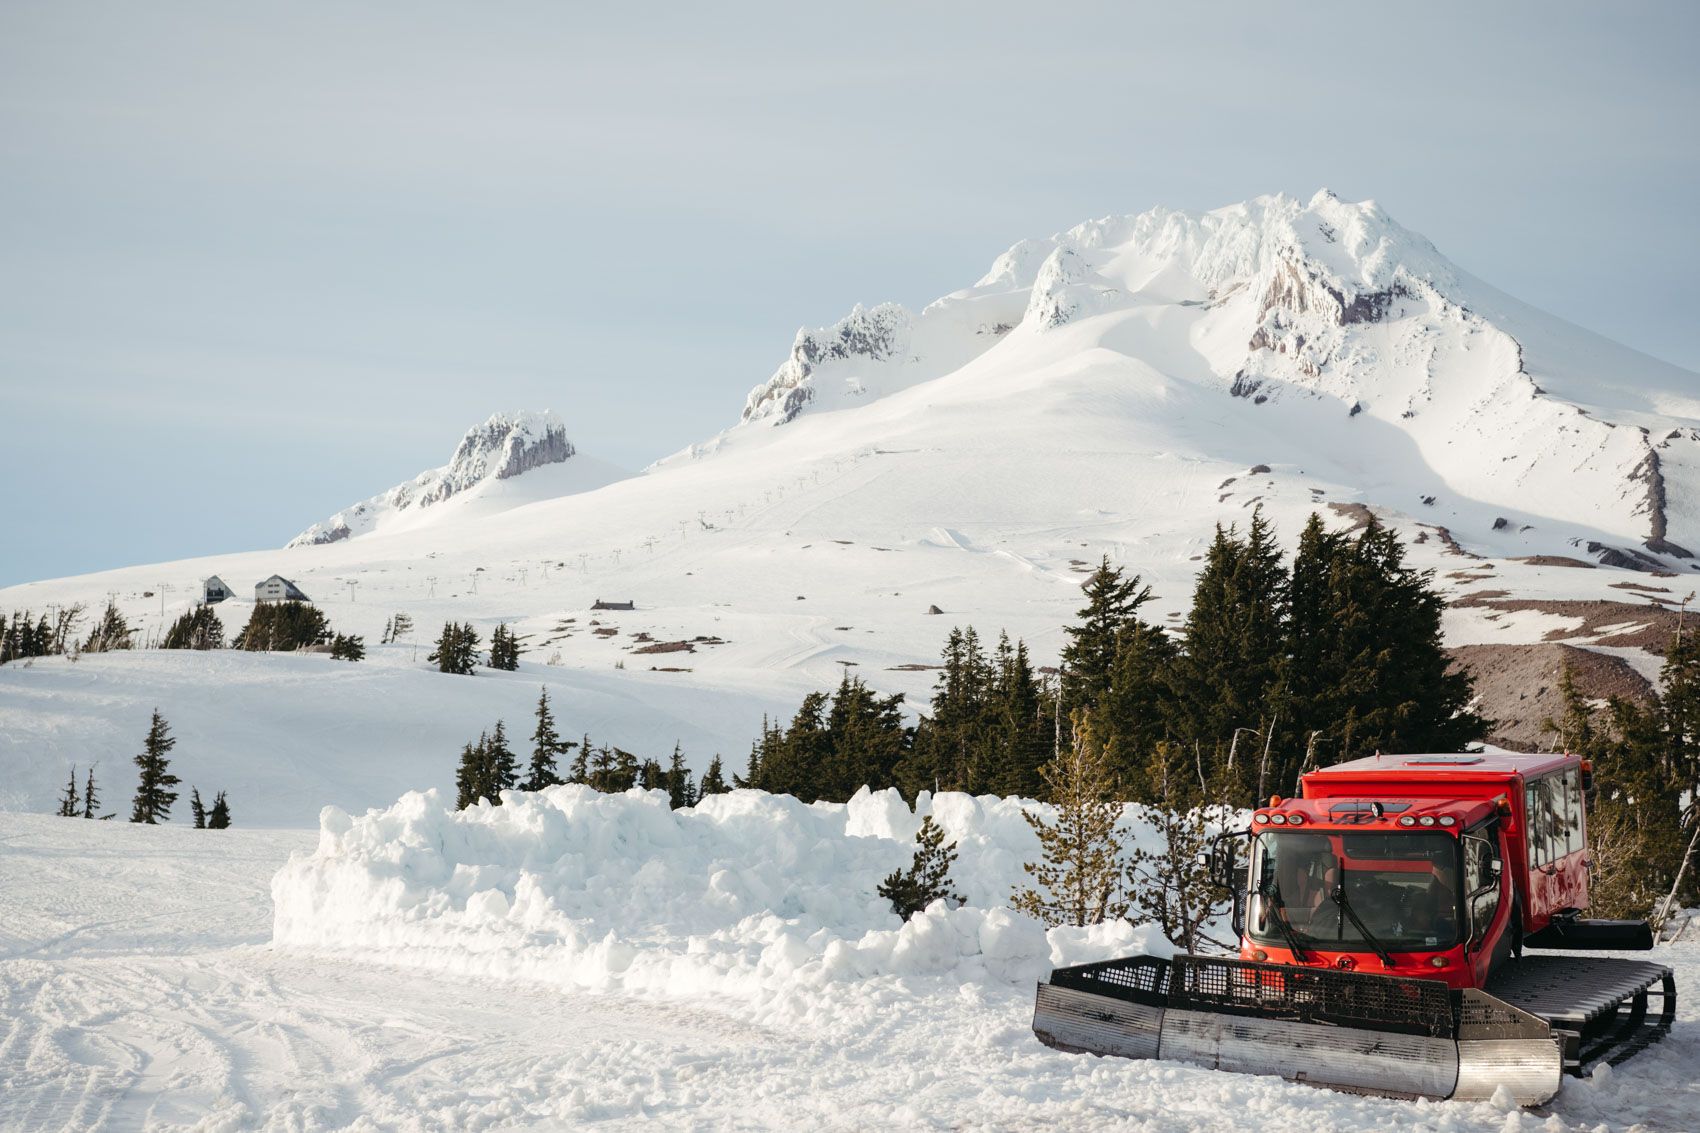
[289,410,587,547]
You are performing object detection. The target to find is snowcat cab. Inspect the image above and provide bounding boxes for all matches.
[1031,752,1675,1105]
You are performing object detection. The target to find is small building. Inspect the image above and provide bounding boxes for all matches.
[203,575,235,604]
[255,575,311,603]
[591,598,635,611]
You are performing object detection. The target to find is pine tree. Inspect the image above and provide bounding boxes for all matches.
[639,757,665,791]
[488,624,522,671]
[878,814,965,919]
[207,791,231,829]
[1011,712,1127,928]
[698,755,730,797]
[455,739,486,808]
[567,733,591,785]
[524,687,567,790]
[130,709,181,824]
[612,747,640,792]
[1172,509,1287,796]
[587,744,616,792]
[163,604,225,650]
[428,622,480,674]
[84,598,134,653]
[664,743,696,809]
[233,601,331,651]
[82,766,99,819]
[329,633,365,661]
[57,765,79,817]
[191,787,207,828]
[1060,560,1155,718]
[487,720,518,800]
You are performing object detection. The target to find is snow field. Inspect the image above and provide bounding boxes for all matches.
[271,785,1172,1024]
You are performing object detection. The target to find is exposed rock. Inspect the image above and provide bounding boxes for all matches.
[1448,642,1655,751]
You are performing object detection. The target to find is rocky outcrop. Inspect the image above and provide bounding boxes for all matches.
[741,304,911,425]
[289,411,575,547]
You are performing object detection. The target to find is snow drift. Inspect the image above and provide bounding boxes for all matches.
[271,786,1170,1017]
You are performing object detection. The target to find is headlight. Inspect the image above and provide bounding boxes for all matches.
[1287,814,1305,826]
[1270,814,1288,824]
[1419,815,1437,827]
[1438,815,1456,827]
[1398,815,1417,827]
[1254,813,1269,824]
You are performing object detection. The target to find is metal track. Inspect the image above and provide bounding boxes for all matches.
[1485,956,1676,1073]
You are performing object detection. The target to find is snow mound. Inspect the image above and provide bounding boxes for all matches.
[271,785,1172,1015]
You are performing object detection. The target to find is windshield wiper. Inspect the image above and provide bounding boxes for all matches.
[1264,883,1311,963]
[1331,859,1395,969]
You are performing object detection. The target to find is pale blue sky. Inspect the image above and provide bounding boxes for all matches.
[3,1,1696,584]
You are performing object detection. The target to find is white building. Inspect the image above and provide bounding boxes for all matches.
[202,575,235,604]
[254,575,310,603]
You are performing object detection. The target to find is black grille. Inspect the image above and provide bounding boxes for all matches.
[1047,954,1456,1037]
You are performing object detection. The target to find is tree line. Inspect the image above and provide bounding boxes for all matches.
[452,687,730,811]
[739,510,1480,811]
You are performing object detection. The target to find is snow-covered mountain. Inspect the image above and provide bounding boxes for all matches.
[7,190,1700,824]
[290,411,625,547]
[728,190,1700,569]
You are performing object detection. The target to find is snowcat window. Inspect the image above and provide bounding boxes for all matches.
[1248,831,1461,951]
[1560,770,1582,857]
[1463,831,1501,951]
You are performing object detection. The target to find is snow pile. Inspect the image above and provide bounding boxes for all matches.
[271,785,1172,1016]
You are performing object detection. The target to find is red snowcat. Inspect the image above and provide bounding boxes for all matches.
[1031,752,1675,1104]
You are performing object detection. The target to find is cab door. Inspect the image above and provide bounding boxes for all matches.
[1462,825,1508,985]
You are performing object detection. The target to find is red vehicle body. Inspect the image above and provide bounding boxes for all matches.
[1233,751,1591,990]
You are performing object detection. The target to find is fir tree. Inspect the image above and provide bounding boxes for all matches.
[1060,560,1155,719]
[130,709,181,824]
[207,791,231,829]
[586,744,617,792]
[878,814,965,919]
[487,720,518,799]
[233,601,331,651]
[567,733,591,785]
[611,747,640,791]
[524,687,568,790]
[162,604,224,650]
[57,765,79,817]
[664,743,696,809]
[329,633,366,661]
[1011,712,1127,928]
[84,598,134,653]
[428,622,480,674]
[487,624,522,671]
[639,757,666,791]
[698,755,730,796]
[191,787,207,828]
[455,739,486,808]
[82,766,99,819]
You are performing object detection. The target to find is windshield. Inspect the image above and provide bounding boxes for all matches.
[1246,831,1462,952]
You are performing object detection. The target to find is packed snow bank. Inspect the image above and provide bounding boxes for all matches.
[272,786,1173,1016]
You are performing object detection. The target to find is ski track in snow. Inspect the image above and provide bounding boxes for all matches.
[2,814,1698,1132]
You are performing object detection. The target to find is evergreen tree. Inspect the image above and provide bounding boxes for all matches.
[191,787,207,828]
[611,747,640,791]
[1060,560,1155,719]
[1172,509,1287,797]
[878,814,965,919]
[664,743,696,809]
[698,755,730,797]
[455,738,486,809]
[207,791,231,829]
[427,622,480,674]
[233,601,331,651]
[57,765,79,817]
[524,687,568,790]
[567,733,591,785]
[639,757,666,791]
[130,709,181,824]
[487,719,518,799]
[329,633,366,661]
[1011,712,1128,928]
[487,624,522,671]
[586,744,617,792]
[82,766,99,819]
[83,598,134,653]
[162,604,225,650]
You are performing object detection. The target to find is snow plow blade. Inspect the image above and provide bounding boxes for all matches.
[1033,954,1563,1104]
